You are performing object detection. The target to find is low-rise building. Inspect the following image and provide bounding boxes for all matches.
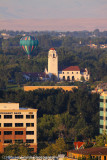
[59,67,90,81]
[24,86,78,91]
[67,147,107,160]
[74,142,85,150]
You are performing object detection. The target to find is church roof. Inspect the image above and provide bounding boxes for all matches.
[62,66,80,71]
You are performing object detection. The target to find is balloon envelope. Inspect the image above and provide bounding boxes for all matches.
[20,36,38,58]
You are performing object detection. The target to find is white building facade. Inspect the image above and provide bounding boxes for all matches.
[47,48,90,81]
[48,48,58,78]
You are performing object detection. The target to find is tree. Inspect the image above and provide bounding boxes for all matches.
[4,143,30,156]
[81,76,85,82]
[94,133,107,147]
[83,142,94,148]
[0,79,6,89]
[39,137,66,156]
[15,72,23,86]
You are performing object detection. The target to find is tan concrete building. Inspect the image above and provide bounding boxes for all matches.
[24,86,78,91]
[0,103,37,153]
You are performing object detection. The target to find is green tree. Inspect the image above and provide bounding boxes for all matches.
[39,137,66,156]
[4,143,30,156]
[94,133,107,147]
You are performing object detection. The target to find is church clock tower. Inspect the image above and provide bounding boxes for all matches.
[48,48,58,78]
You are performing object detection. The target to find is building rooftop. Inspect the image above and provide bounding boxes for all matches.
[74,142,85,149]
[68,147,107,155]
[101,91,107,96]
[0,103,19,110]
[0,103,35,110]
[50,48,55,50]
[62,66,80,71]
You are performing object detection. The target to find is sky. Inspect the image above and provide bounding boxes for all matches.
[0,0,107,31]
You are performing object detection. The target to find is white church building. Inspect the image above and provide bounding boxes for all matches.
[47,48,90,81]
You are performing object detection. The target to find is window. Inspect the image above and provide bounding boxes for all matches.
[4,131,12,135]
[26,131,34,135]
[4,139,12,143]
[15,139,23,143]
[0,123,1,127]
[72,72,73,74]
[67,76,70,81]
[15,115,23,119]
[100,108,103,111]
[72,76,74,81]
[100,125,103,128]
[0,115,1,118]
[15,123,23,127]
[63,76,65,81]
[4,123,12,127]
[63,72,64,74]
[53,54,55,58]
[26,123,34,127]
[26,115,34,119]
[26,139,34,143]
[100,116,103,120]
[100,99,104,102]
[15,131,23,135]
[4,115,12,119]
[76,72,78,74]
[67,72,69,74]
[0,131,1,135]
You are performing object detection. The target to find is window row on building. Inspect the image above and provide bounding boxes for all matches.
[0,131,34,135]
[0,123,34,127]
[0,115,34,119]
[0,139,34,143]
[62,71,79,74]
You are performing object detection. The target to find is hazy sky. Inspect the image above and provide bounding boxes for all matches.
[0,0,107,19]
[0,0,107,31]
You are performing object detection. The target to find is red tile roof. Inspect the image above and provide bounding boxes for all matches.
[50,48,55,50]
[74,142,85,149]
[62,66,80,71]
[68,147,107,155]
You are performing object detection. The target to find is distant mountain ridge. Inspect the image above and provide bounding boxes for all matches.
[0,18,107,31]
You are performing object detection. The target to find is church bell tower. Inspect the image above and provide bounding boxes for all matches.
[48,48,58,78]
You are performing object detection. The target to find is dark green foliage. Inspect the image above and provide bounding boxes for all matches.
[4,143,30,156]
[0,88,99,143]
[83,142,94,148]
[0,33,107,85]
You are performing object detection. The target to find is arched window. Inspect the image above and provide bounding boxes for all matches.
[53,54,55,58]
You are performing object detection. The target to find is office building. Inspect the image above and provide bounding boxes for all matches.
[0,103,37,153]
[100,92,107,134]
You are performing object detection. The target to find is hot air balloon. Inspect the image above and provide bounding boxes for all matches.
[20,36,38,59]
